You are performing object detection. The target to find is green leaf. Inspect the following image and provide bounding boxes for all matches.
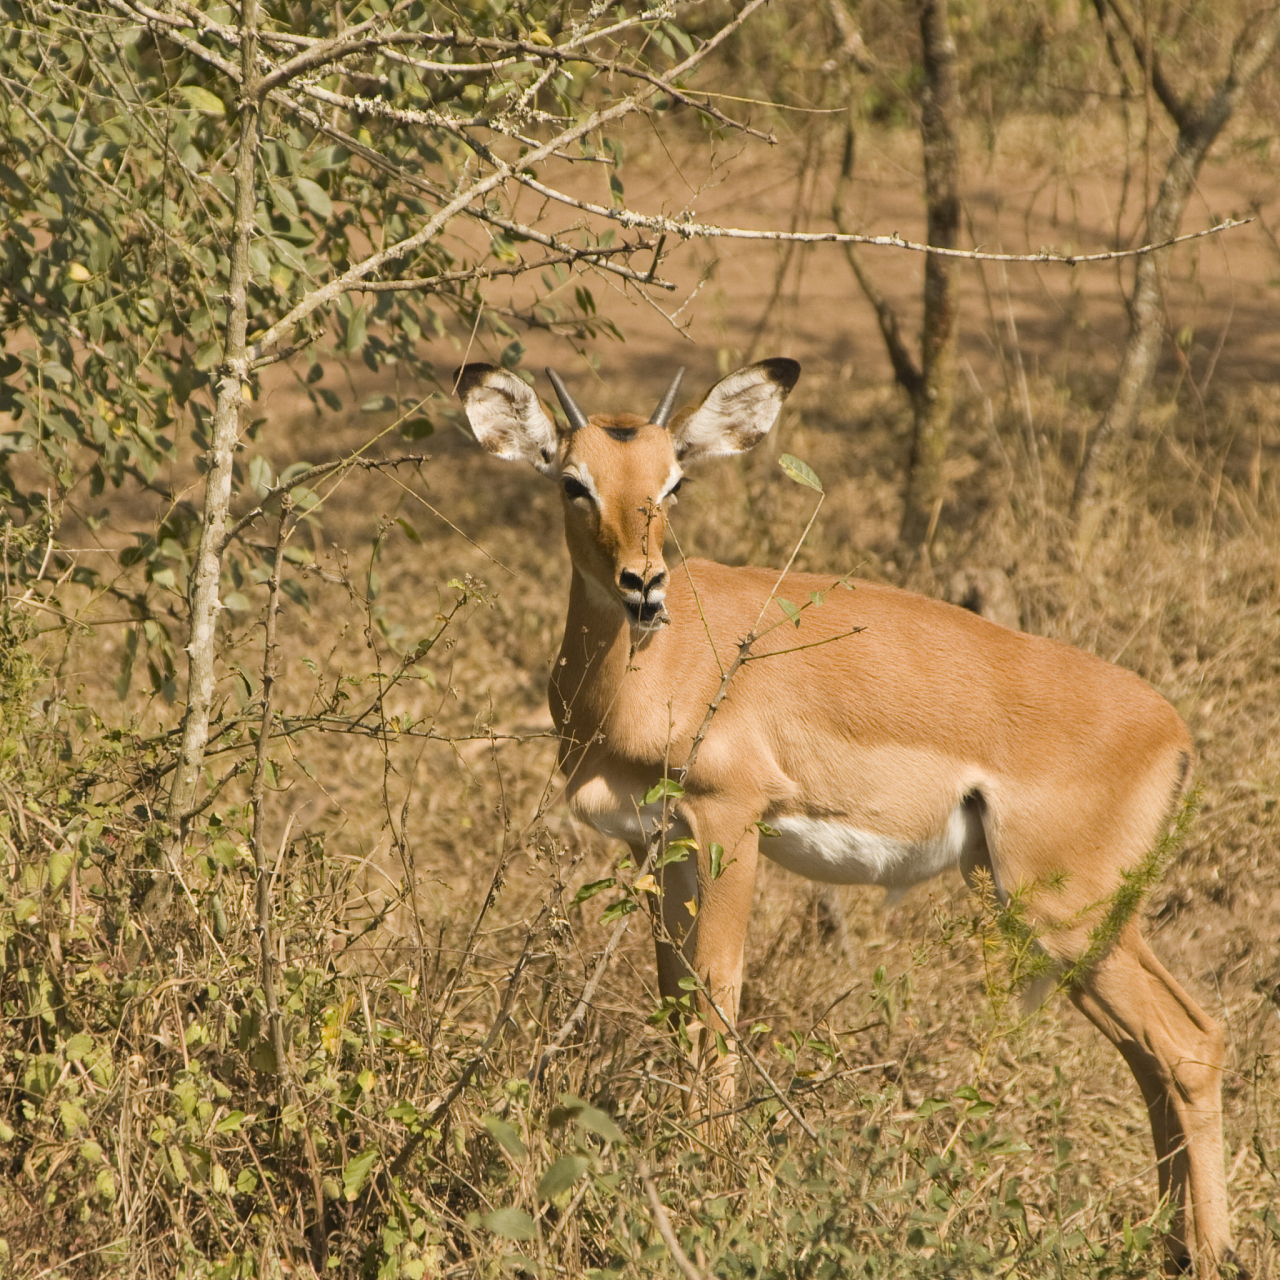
[47,848,74,891]
[663,20,696,55]
[537,1154,589,1201]
[295,177,333,217]
[63,1032,94,1061]
[214,1110,247,1133]
[195,341,222,371]
[571,878,615,907]
[281,578,310,611]
[776,596,801,627]
[642,777,684,804]
[778,453,823,492]
[247,454,274,497]
[478,1207,536,1241]
[211,839,241,870]
[657,838,694,867]
[344,307,367,355]
[709,842,724,879]
[554,1095,624,1145]
[400,416,434,440]
[600,898,638,924]
[342,1145,379,1200]
[482,1115,527,1158]
[59,1099,89,1135]
[179,86,226,116]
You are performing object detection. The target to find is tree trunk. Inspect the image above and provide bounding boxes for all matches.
[833,115,924,400]
[1070,1,1280,532]
[127,0,262,968]
[899,0,961,552]
[168,1,262,830]
[829,0,961,557]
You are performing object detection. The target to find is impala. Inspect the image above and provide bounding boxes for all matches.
[456,358,1233,1275]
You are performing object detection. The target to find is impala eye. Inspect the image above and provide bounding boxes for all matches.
[562,475,592,502]
[666,478,684,501]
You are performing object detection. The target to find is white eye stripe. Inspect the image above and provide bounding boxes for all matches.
[659,462,684,501]
[562,464,600,502]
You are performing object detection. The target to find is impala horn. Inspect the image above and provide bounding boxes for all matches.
[545,368,589,433]
[650,367,685,428]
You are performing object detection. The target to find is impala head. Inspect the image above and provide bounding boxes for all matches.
[457,358,801,632]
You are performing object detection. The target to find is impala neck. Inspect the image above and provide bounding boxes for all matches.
[564,565,653,656]
[555,567,661,718]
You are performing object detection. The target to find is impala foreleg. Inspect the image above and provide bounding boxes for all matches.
[647,841,699,1012]
[682,809,761,1130]
[1069,922,1231,1276]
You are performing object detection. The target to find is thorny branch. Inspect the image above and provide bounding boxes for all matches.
[88,0,1247,385]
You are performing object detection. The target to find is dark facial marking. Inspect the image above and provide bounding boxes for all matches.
[602,425,639,442]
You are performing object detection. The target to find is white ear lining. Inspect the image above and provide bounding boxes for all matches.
[672,361,798,463]
[460,369,559,475]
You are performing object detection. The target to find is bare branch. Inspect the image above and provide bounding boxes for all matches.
[508,170,1254,263]
[268,92,675,288]
[1071,2,1280,523]
[246,0,775,358]
[220,454,431,551]
[1099,0,1191,128]
[101,0,243,81]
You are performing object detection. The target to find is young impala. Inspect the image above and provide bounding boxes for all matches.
[456,359,1233,1275]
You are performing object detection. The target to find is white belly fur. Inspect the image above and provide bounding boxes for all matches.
[762,802,979,890]
[570,773,982,893]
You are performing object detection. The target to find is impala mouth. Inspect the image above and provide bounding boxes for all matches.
[623,598,669,630]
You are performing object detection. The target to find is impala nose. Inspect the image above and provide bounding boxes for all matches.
[618,569,668,628]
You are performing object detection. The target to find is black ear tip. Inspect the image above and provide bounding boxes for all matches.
[762,357,801,392]
[454,363,498,399]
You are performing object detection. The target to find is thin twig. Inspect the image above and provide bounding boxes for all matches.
[386,908,547,1180]
[221,455,430,550]
[246,498,327,1267]
[638,1162,713,1280]
[530,906,632,1080]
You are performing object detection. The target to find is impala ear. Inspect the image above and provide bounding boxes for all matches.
[669,358,800,463]
[455,364,559,476]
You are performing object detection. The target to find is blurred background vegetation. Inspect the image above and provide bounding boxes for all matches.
[1,0,1279,1275]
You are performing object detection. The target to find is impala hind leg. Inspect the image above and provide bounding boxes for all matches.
[1069,922,1231,1276]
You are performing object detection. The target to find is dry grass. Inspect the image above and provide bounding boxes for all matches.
[142,351,1280,1275]
[4,105,1280,1278]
